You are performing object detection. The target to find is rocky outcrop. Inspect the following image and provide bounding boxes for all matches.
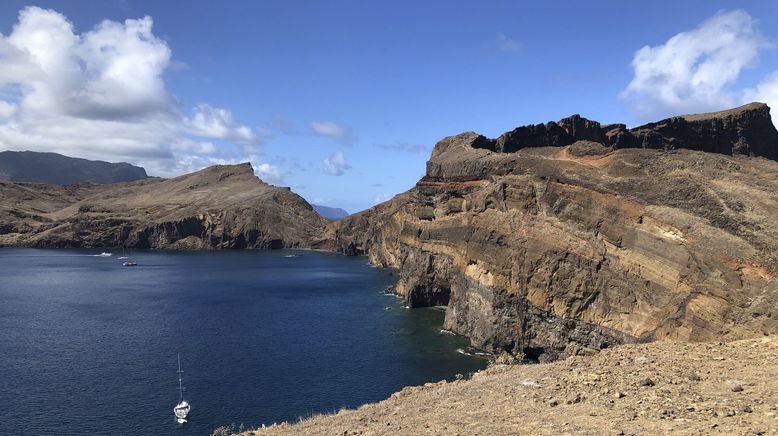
[0,163,328,249]
[0,150,149,184]
[468,102,778,160]
[332,103,778,361]
[243,337,778,435]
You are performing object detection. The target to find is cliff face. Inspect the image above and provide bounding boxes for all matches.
[332,103,778,361]
[465,102,778,160]
[0,163,328,249]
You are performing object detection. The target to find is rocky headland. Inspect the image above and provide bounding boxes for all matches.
[328,102,778,362]
[0,162,327,249]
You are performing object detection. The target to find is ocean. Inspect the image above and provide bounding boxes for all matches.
[0,248,486,435]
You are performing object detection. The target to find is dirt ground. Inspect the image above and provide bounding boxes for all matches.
[238,337,777,435]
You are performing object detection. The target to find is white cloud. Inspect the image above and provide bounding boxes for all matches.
[309,121,354,145]
[171,138,217,155]
[621,10,767,120]
[254,162,284,184]
[323,150,350,176]
[183,103,258,145]
[743,71,778,126]
[0,6,261,177]
[496,32,520,53]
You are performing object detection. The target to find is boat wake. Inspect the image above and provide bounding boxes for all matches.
[456,347,491,357]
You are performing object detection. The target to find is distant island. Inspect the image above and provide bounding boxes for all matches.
[0,150,149,184]
[311,204,349,221]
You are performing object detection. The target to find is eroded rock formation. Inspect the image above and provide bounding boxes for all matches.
[0,163,328,249]
[330,103,778,361]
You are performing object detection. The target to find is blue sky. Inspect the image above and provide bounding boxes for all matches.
[0,1,777,212]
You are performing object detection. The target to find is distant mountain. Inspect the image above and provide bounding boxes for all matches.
[0,163,328,249]
[0,151,148,184]
[312,204,349,221]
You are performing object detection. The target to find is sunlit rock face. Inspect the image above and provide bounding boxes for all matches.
[0,163,328,250]
[330,103,778,361]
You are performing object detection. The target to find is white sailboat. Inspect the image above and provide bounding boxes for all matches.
[121,248,137,266]
[174,353,191,424]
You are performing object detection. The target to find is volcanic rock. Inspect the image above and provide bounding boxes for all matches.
[0,163,328,249]
[329,102,778,360]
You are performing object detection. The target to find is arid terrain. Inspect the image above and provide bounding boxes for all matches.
[0,162,327,249]
[241,337,777,435]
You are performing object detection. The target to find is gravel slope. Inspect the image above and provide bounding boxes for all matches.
[239,337,777,435]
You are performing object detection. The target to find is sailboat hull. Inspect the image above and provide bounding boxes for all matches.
[174,354,190,424]
[174,402,190,424]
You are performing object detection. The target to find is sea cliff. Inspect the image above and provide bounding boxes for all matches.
[328,102,778,361]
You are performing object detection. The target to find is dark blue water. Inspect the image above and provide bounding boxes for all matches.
[0,249,485,435]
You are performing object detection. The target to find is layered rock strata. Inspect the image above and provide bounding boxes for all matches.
[330,103,778,361]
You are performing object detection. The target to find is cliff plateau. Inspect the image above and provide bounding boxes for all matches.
[329,103,778,361]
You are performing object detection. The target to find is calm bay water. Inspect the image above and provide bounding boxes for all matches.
[0,248,485,435]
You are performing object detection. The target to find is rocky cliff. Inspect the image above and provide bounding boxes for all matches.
[0,163,328,249]
[0,150,149,184]
[330,102,778,361]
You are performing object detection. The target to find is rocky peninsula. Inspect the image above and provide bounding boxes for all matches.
[328,102,778,363]
[0,162,327,249]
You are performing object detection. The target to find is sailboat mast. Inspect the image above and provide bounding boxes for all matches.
[177,353,184,402]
